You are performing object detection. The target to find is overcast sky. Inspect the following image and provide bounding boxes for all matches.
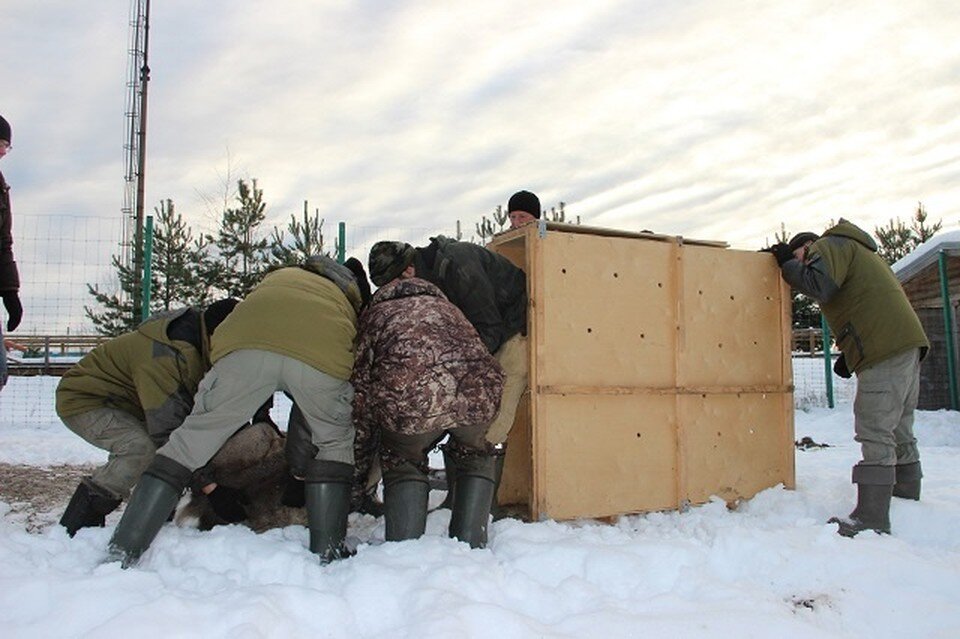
[3,0,960,253]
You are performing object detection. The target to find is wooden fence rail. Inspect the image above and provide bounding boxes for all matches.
[4,329,831,378]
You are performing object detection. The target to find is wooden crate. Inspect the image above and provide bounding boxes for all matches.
[489,222,795,521]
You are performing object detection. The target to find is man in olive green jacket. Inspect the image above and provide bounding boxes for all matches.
[769,219,929,537]
[108,256,366,567]
[56,299,238,536]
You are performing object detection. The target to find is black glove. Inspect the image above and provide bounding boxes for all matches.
[761,243,794,266]
[206,485,248,523]
[280,475,306,508]
[833,353,852,379]
[2,291,22,331]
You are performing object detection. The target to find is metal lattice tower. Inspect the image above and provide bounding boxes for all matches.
[121,0,151,322]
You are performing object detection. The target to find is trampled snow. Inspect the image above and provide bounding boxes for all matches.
[1,371,959,638]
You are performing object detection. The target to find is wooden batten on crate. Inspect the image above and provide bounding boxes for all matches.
[489,221,795,522]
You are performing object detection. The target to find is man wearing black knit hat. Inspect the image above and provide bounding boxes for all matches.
[507,190,541,229]
[0,114,23,391]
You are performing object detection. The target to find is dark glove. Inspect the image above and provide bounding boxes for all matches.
[206,485,248,523]
[761,243,794,266]
[280,475,306,508]
[2,291,22,331]
[833,353,852,379]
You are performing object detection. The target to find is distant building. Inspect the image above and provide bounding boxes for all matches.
[893,231,960,410]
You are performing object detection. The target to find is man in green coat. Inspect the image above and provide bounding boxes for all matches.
[56,299,238,536]
[108,256,366,567]
[768,219,929,536]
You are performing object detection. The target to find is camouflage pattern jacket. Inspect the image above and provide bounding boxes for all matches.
[351,278,505,483]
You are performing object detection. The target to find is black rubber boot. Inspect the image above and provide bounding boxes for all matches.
[448,453,497,549]
[383,463,430,542]
[829,465,894,537]
[305,481,352,564]
[436,444,459,510]
[60,480,122,537]
[893,461,922,500]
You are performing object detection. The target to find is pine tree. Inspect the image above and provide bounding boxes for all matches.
[85,199,218,336]
[875,202,942,264]
[474,205,508,244]
[208,179,270,298]
[269,201,332,266]
[84,255,139,336]
[151,199,213,310]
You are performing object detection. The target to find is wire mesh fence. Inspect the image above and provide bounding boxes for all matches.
[3,212,853,429]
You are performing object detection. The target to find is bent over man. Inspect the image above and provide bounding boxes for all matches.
[56,299,238,536]
[108,256,365,566]
[368,237,527,512]
[768,219,928,537]
[352,275,504,548]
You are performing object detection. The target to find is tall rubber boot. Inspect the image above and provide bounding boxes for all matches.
[436,444,459,510]
[893,461,922,500]
[828,464,894,537]
[107,456,191,568]
[448,454,497,549]
[60,479,121,537]
[383,463,430,542]
[305,481,352,564]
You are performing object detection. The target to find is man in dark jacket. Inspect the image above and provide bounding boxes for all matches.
[768,219,929,536]
[0,114,23,390]
[352,274,504,547]
[107,256,365,567]
[368,238,528,509]
[56,299,239,536]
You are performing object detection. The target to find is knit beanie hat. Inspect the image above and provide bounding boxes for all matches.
[507,190,541,219]
[788,232,820,251]
[368,241,415,287]
[0,115,11,144]
[203,298,240,336]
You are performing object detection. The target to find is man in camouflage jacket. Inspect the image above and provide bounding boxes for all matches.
[769,219,929,537]
[351,276,504,545]
[368,237,528,518]
[108,256,366,567]
[56,299,238,536]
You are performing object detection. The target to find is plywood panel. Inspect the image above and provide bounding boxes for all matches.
[536,395,678,520]
[681,393,793,504]
[680,247,786,388]
[537,233,677,388]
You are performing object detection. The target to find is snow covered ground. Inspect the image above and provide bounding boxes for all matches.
[1,369,959,638]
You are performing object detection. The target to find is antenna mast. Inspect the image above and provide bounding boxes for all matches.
[122,0,151,323]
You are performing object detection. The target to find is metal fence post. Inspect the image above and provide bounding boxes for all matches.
[821,314,834,408]
[938,250,959,410]
[338,222,346,264]
[140,215,154,321]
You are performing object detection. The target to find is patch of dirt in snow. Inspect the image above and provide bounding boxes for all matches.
[0,463,95,532]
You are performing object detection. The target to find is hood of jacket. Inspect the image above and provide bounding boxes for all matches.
[823,218,878,252]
